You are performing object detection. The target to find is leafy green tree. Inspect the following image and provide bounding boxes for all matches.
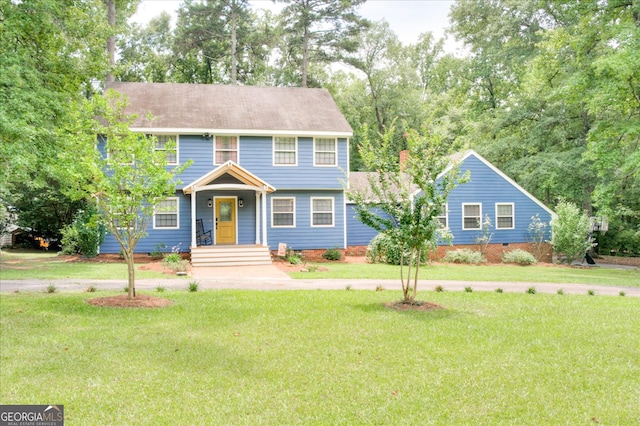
[117,12,175,82]
[348,123,468,303]
[0,0,110,202]
[551,200,594,265]
[65,90,190,299]
[172,0,273,84]
[276,0,368,87]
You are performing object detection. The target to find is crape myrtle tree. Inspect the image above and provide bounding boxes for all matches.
[348,123,468,303]
[65,90,190,299]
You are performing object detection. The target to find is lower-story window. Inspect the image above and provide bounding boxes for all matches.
[311,197,334,227]
[463,203,481,230]
[496,203,514,229]
[272,197,295,227]
[154,197,179,229]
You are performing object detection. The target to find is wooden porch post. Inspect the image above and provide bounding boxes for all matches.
[255,192,260,244]
[191,190,197,248]
[261,188,267,247]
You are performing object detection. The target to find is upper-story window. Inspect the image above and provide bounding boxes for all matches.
[463,203,482,230]
[273,137,297,166]
[314,138,337,166]
[215,136,238,164]
[153,197,179,229]
[496,203,514,229]
[154,135,178,165]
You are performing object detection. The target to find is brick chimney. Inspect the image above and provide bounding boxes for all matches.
[399,150,409,170]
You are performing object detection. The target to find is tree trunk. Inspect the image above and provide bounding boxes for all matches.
[124,249,136,299]
[301,24,309,87]
[106,0,116,82]
[230,7,237,85]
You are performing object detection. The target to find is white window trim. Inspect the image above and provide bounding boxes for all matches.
[462,203,482,230]
[437,203,449,229]
[153,197,180,230]
[213,135,240,165]
[272,136,298,166]
[313,137,337,167]
[271,197,296,228]
[153,134,179,165]
[495,202,515,230]
[311,197,335,227]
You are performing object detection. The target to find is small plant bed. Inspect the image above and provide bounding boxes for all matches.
[384,299,444,311]
[87,294,174,308]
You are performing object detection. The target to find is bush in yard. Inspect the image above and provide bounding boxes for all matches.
[502,249,537,265]
[322,247,343,261]
[60,205,105,257]
[551,200,595,264]
[366,233,426,265]
[443,248,486,264]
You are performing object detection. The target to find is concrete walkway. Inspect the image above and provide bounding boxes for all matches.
[1,264,639,297]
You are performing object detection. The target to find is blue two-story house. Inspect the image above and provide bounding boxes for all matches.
[99,82,352,266]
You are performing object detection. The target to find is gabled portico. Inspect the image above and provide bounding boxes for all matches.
[182,161,276,249]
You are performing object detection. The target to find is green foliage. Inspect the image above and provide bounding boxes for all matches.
[60,205,106,257]
[464,286,473,293]
[366,233,426,266]
[527,287,537,295]
[527,214,549,261]
[188,281,199,292]
[283,248,302,265]
[46,284,56,294]
[474,215,493,255]
[63,90,191,298]
[551,201,594,264]
[349,122,468,301]
[443,249,486,265]
[502,249,537,266]
[322,247,343,261]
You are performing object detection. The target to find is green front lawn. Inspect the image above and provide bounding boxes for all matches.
[291,262,640,286]
[0,250,174,280]
[1,290,639,424]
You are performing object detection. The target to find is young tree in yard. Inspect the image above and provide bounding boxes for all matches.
[66,90,190,299]
[551,200,594,265]
[348,123,468,303]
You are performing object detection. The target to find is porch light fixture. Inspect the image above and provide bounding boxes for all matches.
[238,198,244,208]
[203,132,211,139]
[207,198,213,208]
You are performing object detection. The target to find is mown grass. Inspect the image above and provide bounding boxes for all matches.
[291,262,640,286]
[0,250,172,280]
[1,290,639,424]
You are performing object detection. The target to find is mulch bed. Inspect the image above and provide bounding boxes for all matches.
[87,294,174,308]
[384,300,444,312]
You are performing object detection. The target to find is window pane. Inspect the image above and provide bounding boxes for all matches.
[274,151,295,164]
[313,199,332,211]
[273,199,293,213]
[497,217,513,228]
[464,217,480,229]
[273,213,293,226]
[219,202,232,222]
[313,213,333,225]
[464,204,480,216]
[275,137,295,151]
[316,139,334,150]
[216,150,237,163]
[497,204,512,216]
[155,214,177,227]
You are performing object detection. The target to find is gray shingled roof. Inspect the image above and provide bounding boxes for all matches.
[104,82,352,135]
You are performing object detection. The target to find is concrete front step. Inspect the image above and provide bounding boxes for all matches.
[191,245,272,267]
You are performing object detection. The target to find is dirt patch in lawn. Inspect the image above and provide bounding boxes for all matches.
[384,300,444,312]
[87,294,174,308]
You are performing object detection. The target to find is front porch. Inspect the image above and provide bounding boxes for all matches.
[182,161,277,267]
